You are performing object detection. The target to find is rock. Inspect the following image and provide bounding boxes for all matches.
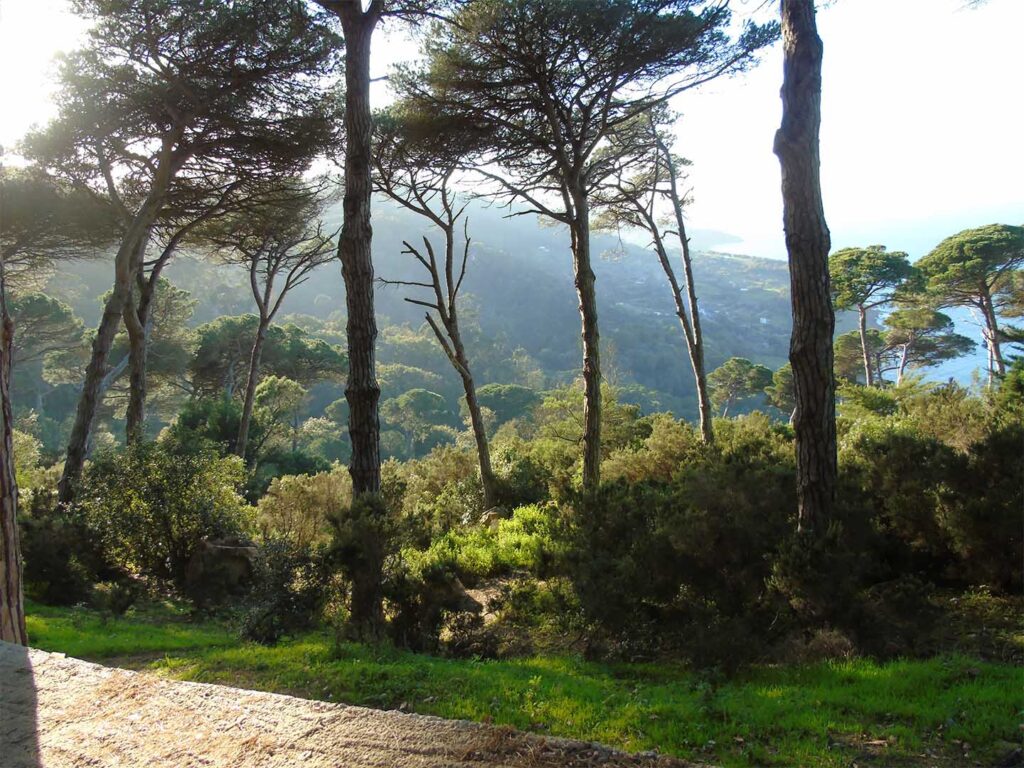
[184,538,259,605]
[479,507,509,531]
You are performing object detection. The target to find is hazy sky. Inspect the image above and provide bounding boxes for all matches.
[1,0,1021,265]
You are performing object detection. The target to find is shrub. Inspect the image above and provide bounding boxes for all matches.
[329,494,406,641]
[900,382,990,453]
[19,484,109,605]
[240,539,336,644]
[395,445,483,538]
[840,418,964,581]
[90,580,141,621]
[489,434,551,508]
[256,466,352,549]
[941,423,1023,592]
[245,447,331,500]
[404,504,566,587]
[572,414,798,665]
[602,414,704,484]
[81,438,254,592]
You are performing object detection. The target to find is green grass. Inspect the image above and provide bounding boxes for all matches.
[25,600,235,659]
[26,602,1024,767]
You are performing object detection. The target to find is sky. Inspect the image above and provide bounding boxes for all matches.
[1,0,1020,377]
[2,0,1020,261]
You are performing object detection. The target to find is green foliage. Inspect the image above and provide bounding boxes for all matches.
[764,362,796,415]
[884,307,975,379]
[191,316,344,396]
[392,445,484,538]
[916,224,1024,309]
[574,414,796,663]
[90,580,141,621]
[829,245,913,311]
[12,428,43,489]
[476,383,541,426]
[834,329,888,383]
[602,413,703,484]
[405,504,566,587]
[381,388,456,457]
[707,357,772,415]
[240,540,336,645]
[530,384,646,492]
[941,423,1023,592]
[19,487,108,605]
[256,466,352,550]
[81,438,254,590]
[489,431,551,508]
[170,396,258,457]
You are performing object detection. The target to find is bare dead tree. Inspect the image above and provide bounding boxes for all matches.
[596,111,714,443]
[373,117,498,508]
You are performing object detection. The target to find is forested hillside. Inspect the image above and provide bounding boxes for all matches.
[35,198,858,453]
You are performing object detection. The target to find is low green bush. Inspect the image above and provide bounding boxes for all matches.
[403,503,566,587]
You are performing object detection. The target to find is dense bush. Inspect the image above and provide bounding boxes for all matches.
[572,414,798,663]
[256,466,352,548]
[80,438,254,591]
[240,539,336,644]
[942,423,1023,591]
[329,494,406,641]
[245,447,332,500]
[403,503,566,587]
[20,482,110,605]
[392,445,484,538]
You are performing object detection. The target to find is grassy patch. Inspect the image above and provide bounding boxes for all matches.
[25,600,235,659]
[25,602,1023,767]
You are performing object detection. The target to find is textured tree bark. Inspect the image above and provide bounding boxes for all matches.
[462,376,497,509]
[236,319,269,460]
[58,129,180,506]
[124,235,179,445]
[773,0,836,535]
[570,187,602,493]
[0,267,27,645]
[857,305,874,386]
[338,7,382,498]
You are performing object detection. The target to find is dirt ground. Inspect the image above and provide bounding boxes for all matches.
[0,642,695,768]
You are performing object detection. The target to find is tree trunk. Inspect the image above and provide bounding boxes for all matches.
[773,0,836,535]
[124,238,177,445]
[237,318,269,460]
[58,228,151,505]
[0,268,27,645]
[338,9,381,497]
[857,305,874,386]
[662,152,713,444]
[570,188,602,493]
[449,329,497,509]
[896,343,909,385]
[122,285,150,445]
[979,289,1005,379]
[346,559,385,642]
